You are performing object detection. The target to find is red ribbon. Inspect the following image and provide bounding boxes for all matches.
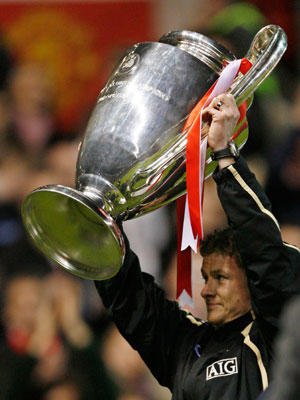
[176,58,252,303]
[176,194,192,300]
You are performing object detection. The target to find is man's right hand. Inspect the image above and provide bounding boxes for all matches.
[202,93,240,169]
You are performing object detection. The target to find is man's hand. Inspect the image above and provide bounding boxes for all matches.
[203,93,240,151]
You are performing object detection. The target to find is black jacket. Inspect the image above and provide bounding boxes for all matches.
[95,156,300,400]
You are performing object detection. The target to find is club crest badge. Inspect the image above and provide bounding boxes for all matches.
[119,52,140,74]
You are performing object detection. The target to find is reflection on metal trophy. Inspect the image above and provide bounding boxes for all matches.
[22,25,287,280]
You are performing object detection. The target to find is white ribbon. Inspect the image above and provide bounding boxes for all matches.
[181,59,242,253]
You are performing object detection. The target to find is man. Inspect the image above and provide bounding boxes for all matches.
[95,94,300,399]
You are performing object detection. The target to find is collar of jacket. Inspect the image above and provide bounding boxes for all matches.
[212,311,254,338]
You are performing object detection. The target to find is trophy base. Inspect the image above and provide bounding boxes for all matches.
[22,185,125,280]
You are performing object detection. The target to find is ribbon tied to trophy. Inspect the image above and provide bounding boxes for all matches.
[176,58,252,308]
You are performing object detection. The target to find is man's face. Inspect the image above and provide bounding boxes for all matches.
[201,253,251,326]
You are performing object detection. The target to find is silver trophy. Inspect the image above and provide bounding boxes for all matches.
[22,25,287,280]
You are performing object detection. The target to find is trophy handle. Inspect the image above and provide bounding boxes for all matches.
[231,24,287,106]
[201,25,287,141]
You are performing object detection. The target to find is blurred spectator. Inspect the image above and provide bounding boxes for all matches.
[0,62,80,206]
[265,80,300,247]
[102,324,171,400]
[0,269,119,400]
[258,295,300,400]
[8,63,58,153]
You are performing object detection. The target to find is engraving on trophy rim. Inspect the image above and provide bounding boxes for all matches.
[97,79,171,103]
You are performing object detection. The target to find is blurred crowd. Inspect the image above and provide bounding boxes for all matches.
[0,0,299,399]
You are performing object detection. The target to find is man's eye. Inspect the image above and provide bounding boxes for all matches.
[217,275,226,281]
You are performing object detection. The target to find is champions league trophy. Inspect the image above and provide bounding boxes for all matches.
[22,25,287,280]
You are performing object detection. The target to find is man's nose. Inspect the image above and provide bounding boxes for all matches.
[201,279,216,298]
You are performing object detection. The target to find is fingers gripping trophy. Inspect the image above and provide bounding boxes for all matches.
[22,25,287,280]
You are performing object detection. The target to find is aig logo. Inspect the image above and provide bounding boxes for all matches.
[206,357,238,380]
